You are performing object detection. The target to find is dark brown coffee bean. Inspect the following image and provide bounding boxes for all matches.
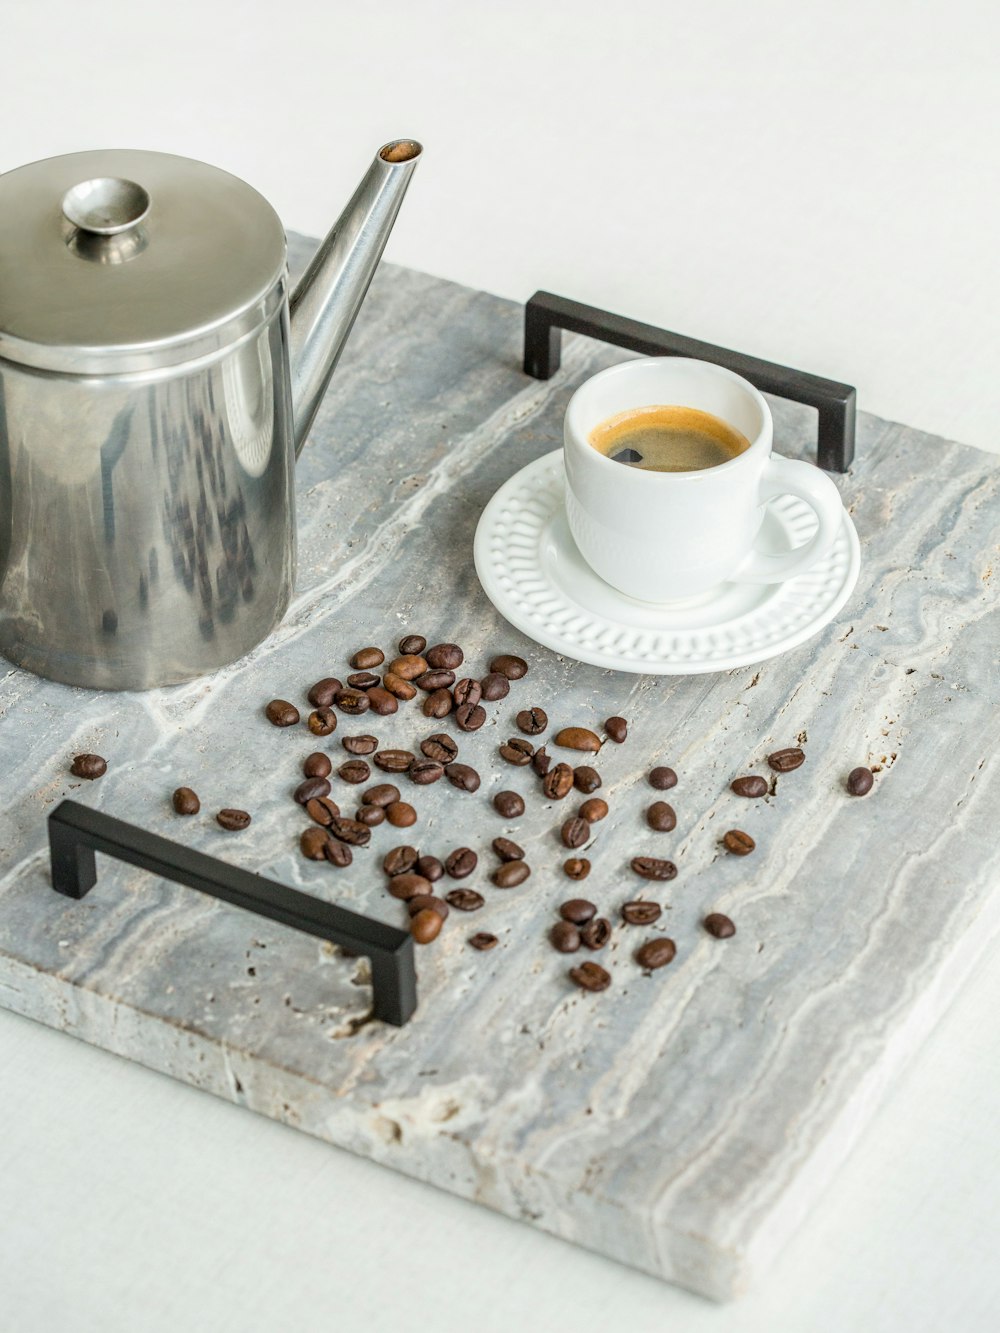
[421,733,459,764]
[492,836,525,862]
[631,856,677,881]
[295,776,332,805]
[723,829,755,855]
[704,912,736,938]
[306,796,340,826]
[303,752,332,779]
[563,857,591,880]
[469,932,498,951]
[366,686,399,716]
[416,668,456,692]
[847,766,874,796]
[445,762,481,793]
[329,816,371,847]
[350,647,385,670]
[423,688,453,718]
[342,734,378,755]
[456,701,487,732]
[398,634,426,656]
[649,766,677,790]
[324,839,352,868]
[307,677,342,708]
[581,917,611,950]
[217,808,251,831]
[446,888,485,912]
[604,716,628,743]
[307,707,338,736]
[409,758,445,785]
[569,961,610,991]
[573,766,601,794]
[647,801,677,832]
[514,707,545,736]
[410,909,443,944]
[731,775,768,798]
[386,801,417,828]
[388,872,432,901]
[383,845,418,876]
[560,898,596,924]
[265,699,299,727]
[453,677,482,707]
[382,672,417,701]
[415,855,444,882]
[301,827,332,860]
[355,804,385,827]
[347,670,380,690]
[489,654,528,679]
[445,847,478,879]
[579,797,608,823]
[550,921,581,953]
[494,790,525,819]
[334,688,370,715]
[338,760,370,785]
[554,726,601,753]
[561,816,590,849]
[480,672,510,701]
[408,894,449,920]
[172,786,200,815]
[425,643,464,670]
[361,782,400,807]
[500,737,534,765]
[532,746,551,776]
[768,746,806,773]
[388,654,428,680]
[374,749,415,773]
[492,859,530,888]
[636,937,676,970]
[622,900,662,925]
[542,762,574,800]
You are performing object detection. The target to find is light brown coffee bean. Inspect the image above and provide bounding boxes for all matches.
[768,746,805,773]
[410,909,443,944]
[542,763,574,800]
[579,797,608,823]
[386,801,417,828]
[492,860,530,888]
[569,961,611,991]
[305,796,340,826]
[303,752,332,779]
[635,937,676,970]
[306,678,342,708]
[351,647,385,670]
[382,672,417,700]
[388,654,428,680]
[731,775,768,798]
[723,829,755,855]
[265,699,299,727]
[554,726,601,753]
[563,857,591,880]
[217,808,251,831]
[704,912,736,938]
[172,786,199,815]
[300,827,331,860]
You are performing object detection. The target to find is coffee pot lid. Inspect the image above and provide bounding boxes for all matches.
[0,148,287,374]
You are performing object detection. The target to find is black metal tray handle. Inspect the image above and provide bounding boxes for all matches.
[523,290,857,473]
[48,800,417,1026]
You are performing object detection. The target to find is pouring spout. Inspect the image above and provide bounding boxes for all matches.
[288,139,422,456]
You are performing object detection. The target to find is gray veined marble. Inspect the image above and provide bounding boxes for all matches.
[1,234,999,1300]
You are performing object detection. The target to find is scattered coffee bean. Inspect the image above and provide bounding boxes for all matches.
[469,932,498,951]
[295,776,332,805]
[560,898,596,924]
[456,702,487,731]
[334,688,370,715]
[342,734,378,755]
[492,836,525,862]
[350,647,385,670]
[531,746,551,776]
[635,937,676,970]
[172,786,200,815]
[347,670,380,690]
[492,860,531,888]
[723,829,755,855]
[847,766,874,796]
[554,726,601,753]
[410,909,443,944]
[499,737,534,765]
[355,805,386,827]
[388,654,428,680]
[306,796,340,826]
[383,845,419,876]
[329,816,371,847]
[563,857,591,880]
[303,752,332,779]
[649,766,677,791]
[338,760,370,785]
[374,749,415,773]
[398,634,426,656]
[445,847,478,878]
[573,766,601,794]
[621,901,662,925]
[453,678,482,707]
[704,912,736,938]
[446,888,485,912]
[480,672,510,701]
[361,783,400,807]
[386,801,417,828]
[382,672,417,701]
[731,775,768,798]
[408,894,449,920]
[579,797,608,823]
[569,961,610,991]
[445,762,481,792]
[307,677,342,708]
[426,643,464,670]
[561,816,590,849]
[517,707,547,735]
[768,746,805,773]
[324,839,352,868]
[494,790,525,819]
[387,872,432,901]
[307,707,338,736]
[265,699,299,727]
[580,917,611,949]
[217,808,251,831]
[421,733,459,764]
[366,686,399,716]
[604,716,628,743]
[490,654,528,679]
[542,763,574,800]
[647,801,677,832]
[631,855,677,881]
[300,827,332,860]
[409,758,444,785]
[551,921,581,953]
[423,688,453,718]
[415,855,444,883]
[416,668,456,692]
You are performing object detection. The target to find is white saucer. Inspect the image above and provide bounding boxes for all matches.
[473,450,860,675]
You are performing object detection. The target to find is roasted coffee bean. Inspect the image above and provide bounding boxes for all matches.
[300,827,331,860]
[649,766,677,791]
[621,901,662,925]
[492,859,530,888]
[329,816,371,847]
[334,688,370,715]
[704,912,736,938]
[398,634,427,656]
[307,677,342,708]
[386,801,417,828]
[561,816,590,849]
[172,786,200,815]
[723,829,755,855]
[421,733,459,764]
[469,932,498,951]
[631,855,677,881]
[493,790,525,819]
[580,916,611,950]
[217,808,251,831]
[307,707,338,736]
[560,898,597,924]
[347,670,380,690]
[338,759,371,785]
[383,845,419,876]
[563,857,591,881]
[442,889,483,916]
[425,642,464,670]
[731,775,768,798]
[355,804,386,827]
[768,746,806,773]
[366,686,399,716]
[374,749,415,773]
[416,668,456,692]
[324,839,352,868]
[453,677,482,707]
[350,647,385,670]
[604,716,628,743]
[456,702,487,732]
[408,894,449,920]
[492,836,525,862]
[847,766,874,796]
[295,776,332,805]
[554,726,601,753]
[573,766,602,794]
[579,797,608,823]
[517,707,548,735]
[306,796,340,826]
[415,855,444,882]
[388,872,433,901]
[382,672,417,701]
[388,653,428,680]
[342,734,378,755]
[569,961,611,992]
[550,921,581,953]
[542,762,574,800]
[500,737,534,765]
[423,688,453,719]
[489,653,528,679]
[265,699,299,727]
[647,801,677,832]
[445,847,478,879]
[409,758,444,785]
[531,746,551,777]
[303,752,332,779]
[410,909,443,944]
[635,937,676,970]
[479,672,510,701]
[445,762,481,793]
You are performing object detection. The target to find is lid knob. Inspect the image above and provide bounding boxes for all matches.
[62,176,150,235]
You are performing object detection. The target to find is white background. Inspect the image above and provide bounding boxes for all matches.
[2,2,999,1329]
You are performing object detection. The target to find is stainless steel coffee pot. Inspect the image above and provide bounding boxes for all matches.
[0,140,421,689]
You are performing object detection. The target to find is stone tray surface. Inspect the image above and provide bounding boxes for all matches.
[1,235,998,1300]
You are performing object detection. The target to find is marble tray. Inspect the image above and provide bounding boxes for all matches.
[1,235,998,1301]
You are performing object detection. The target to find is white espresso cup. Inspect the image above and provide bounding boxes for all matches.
[563,358,845,602]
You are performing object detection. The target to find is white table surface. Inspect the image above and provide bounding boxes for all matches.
[2,2,999,1328]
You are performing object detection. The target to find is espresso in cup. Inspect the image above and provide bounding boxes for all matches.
[589,404,750,473]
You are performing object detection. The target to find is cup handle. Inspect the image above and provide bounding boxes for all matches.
[733,456,844,584]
